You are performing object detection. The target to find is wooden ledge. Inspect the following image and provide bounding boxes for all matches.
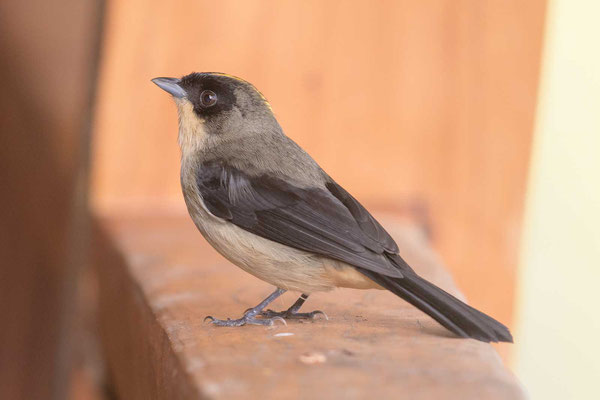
[93,212,523,400]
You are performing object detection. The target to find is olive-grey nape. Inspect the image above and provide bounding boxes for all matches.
[152,72,513,343]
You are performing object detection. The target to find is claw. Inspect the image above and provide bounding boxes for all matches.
[203,314,288,327]
[271,316,287,326]
[311,310,329,320]
[258,308,329,322]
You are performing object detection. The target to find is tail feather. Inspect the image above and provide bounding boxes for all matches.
[359,268,513,343]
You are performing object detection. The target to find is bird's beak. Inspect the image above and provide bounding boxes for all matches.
[151,77,187,98]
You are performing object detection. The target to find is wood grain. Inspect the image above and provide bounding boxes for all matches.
[94,212,524,400]
[91,0,546,345]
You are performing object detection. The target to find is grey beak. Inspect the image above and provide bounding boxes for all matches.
[151,77,187,98]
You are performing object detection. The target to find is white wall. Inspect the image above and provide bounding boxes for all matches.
[515,1,600,399]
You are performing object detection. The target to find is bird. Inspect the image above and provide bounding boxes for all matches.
[151,72,513,343]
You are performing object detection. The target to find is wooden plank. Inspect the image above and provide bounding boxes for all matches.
[94,212,523,399]
[90,0,547,339]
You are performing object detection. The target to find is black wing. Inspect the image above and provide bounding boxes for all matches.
[196,161,405,278]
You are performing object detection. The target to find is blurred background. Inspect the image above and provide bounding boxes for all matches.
[0,0,598,399]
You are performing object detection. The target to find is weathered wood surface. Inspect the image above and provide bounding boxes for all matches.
[94,212,524,400]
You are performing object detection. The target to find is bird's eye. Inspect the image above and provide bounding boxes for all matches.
[200,90,217,107]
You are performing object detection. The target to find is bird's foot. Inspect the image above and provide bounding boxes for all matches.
[203,311,287,327]
[259,308,328,321]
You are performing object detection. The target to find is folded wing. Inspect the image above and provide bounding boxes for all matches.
[195,161,404,278]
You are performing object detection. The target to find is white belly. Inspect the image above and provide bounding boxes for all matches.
[184,191,379,293]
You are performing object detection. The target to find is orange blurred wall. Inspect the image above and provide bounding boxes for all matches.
[91,0,546,346]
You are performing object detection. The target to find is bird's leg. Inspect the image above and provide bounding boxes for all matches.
[204,288,287,327]
[260,294,328,320]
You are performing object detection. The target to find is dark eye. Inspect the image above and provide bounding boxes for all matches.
[200,90,217,107]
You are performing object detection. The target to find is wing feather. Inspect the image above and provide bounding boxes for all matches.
[196,161,403,278]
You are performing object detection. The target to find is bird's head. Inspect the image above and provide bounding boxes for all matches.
[152,72,279,157]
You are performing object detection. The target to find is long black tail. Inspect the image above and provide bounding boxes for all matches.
[359,267,513,343]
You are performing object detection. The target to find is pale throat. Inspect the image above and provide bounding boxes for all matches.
[175,99,208,159]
